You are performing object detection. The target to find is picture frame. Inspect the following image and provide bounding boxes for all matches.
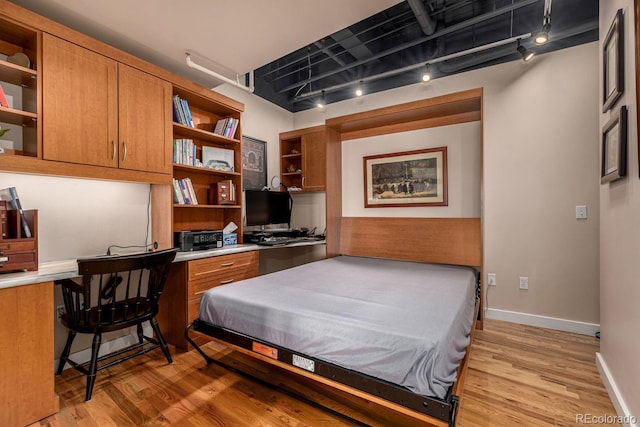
[242,135,267,190]
[363,147,447,208]
[601,105,627,184]
[602,8,624,113]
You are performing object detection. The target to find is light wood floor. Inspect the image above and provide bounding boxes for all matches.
[36,319,617,426]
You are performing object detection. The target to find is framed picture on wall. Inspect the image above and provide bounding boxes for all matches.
[602,8,624,112]
[242,135,267,190]
[363,147,448,207]
[601,105,627,184]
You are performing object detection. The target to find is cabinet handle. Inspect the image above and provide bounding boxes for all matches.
[220,262,234,267]
[122,142,127,162]
[302,177,305,187]
[220,279,234,285]
[111,141,116,161]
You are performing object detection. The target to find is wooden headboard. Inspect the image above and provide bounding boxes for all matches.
[339,217,481,267]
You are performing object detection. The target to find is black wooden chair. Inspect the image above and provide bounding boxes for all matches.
[55,248,178,401]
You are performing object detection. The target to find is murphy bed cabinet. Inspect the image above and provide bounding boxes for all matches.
[279,125,326,192]
[170,86,244,239]
[41,34,172,175]
[158,251,259,351]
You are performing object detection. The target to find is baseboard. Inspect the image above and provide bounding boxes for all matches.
[56,325,153,372]
[485,308,599,336]
[596,353,639,427]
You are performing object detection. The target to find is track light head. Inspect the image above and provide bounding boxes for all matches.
[534,21,551,45]
[317,90,326,109]
[517,40,535,62]
[355,81,364,97]
[422,64,431,82]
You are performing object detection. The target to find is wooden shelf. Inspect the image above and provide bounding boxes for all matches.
[173,203,240,209]
[173,122,240,146]
[281,153,301,159]
[0,59,36,87]
[173,163,241,177]
[283,172,302,176]
[0,106,37,126]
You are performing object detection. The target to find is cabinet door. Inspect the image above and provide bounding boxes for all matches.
[302,131,326,191]
[42,33,118,167]
[118,64,172,174]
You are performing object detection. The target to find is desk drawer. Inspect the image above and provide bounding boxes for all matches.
[0,251,37,271]
[189,265,258,298]
[188,251,258,282]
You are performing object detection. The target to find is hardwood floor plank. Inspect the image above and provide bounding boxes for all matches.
[40,319,617,426]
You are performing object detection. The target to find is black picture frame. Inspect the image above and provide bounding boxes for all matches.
[603,9,624,112]
[241,135,267,190]
[601,105,627,184]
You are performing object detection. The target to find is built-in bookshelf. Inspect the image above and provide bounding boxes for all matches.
[171,86,244,239]
[0,17,39,158]
[279,125,326,192]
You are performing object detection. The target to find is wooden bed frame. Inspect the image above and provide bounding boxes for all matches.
[186,89,484,426]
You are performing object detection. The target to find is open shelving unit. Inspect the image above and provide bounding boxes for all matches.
[171,85,244,240]
[0,17,39,158]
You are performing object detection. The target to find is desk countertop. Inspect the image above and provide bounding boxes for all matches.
[0,240,325,290]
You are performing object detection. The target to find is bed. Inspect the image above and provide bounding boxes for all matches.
[186,217,482,427]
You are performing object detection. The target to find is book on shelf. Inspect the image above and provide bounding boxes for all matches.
[173,178,198,205]
[0,187,32,238]
[0,84,8,108]
[173,139,200,167]
[172,95,196,128]
[213,117,239,139]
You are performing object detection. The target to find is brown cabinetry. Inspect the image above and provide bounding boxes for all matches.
[42,34,171,174]
[0,209,37,272]
[158,251,259,350]
[279,125,326,192]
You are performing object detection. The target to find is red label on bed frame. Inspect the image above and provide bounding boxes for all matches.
[252,342,278,359]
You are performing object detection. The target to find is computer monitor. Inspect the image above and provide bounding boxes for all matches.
[244,190,292,229]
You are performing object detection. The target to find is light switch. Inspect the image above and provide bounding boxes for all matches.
[576,205,587,219]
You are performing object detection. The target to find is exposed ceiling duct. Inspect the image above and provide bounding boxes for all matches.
[407,0,436,35]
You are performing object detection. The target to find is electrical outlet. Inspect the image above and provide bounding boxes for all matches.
[519,277,529,290]
[56,304,66,322]
[487,273,496,286]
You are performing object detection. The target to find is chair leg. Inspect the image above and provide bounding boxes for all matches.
[149,317,173,364]
[136,323,144,344]
[56,330,77,375]
[85,332,102,402]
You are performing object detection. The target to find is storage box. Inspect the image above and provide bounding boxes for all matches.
[223,233,237,246]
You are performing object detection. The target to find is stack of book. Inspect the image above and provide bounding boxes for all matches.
[172,95,194,127]
[173,139,202,167]
[172,178,198,205]
[213,117,239,139]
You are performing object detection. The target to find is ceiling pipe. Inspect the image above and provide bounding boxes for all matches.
[407,0,436,35]
[291,33,532,103]
[185,53,254,93]
[277,0,539,94]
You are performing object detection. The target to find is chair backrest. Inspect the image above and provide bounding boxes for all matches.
[60,248,177,332]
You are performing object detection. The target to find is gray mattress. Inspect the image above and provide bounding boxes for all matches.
[199,255,477,399]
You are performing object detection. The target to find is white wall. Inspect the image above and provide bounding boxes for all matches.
[295,42,600,330]
[598,1,640,422]
[342,122,481,218]
[0,173,150,261]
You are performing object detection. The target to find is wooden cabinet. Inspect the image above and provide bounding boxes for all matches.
[42,34,171,174]
[171,86,244,239]
[0,17,39,158]
[158,251,259,350]
[0,281,58,426]
[0,209,38,272]
[279,125,326,192]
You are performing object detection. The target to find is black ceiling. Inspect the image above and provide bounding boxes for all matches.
[251,0,599,112]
